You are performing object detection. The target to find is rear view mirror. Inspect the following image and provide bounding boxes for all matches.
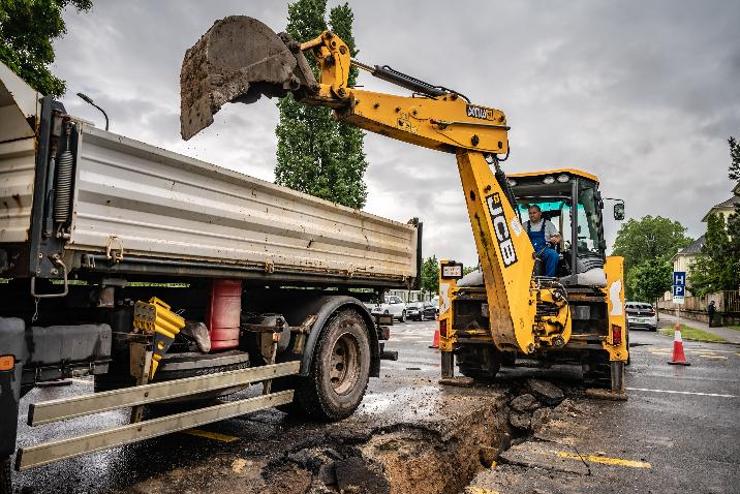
[613,201,625,220]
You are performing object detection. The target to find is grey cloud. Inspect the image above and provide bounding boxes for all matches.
[51,0,739,265]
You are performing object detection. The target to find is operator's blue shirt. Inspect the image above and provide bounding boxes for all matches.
[524,219,559,276]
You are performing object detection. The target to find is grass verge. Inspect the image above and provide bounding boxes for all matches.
[728,325,740,332]
[659,325,728,343]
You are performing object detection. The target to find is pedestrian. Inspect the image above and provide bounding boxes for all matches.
[707,300,716,327]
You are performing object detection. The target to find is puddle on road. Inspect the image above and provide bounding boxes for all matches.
[355,384,444,421]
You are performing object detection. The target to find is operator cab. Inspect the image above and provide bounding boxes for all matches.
[507,169,615,288]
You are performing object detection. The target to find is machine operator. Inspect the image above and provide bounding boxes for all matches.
[524,205,561,277]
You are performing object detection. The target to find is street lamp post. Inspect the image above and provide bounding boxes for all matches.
[76,92,109,131]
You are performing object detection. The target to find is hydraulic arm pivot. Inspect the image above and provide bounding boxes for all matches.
[180,15,571,354]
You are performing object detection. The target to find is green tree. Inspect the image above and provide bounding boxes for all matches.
[0,0,92,96]
[690,137,740,294]
[462,264,479,276]
[726,136,740,286]
[612,215,691,299]
[612,216,692,272]
[627,258,673,303]
[689,214,735,294]
[728,136,740,181]
[274,0,368,209]
[421,255,439,295]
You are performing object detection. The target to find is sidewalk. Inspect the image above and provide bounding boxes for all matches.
[658,311,740,344]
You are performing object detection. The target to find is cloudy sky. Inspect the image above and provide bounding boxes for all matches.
[53,0,739,266]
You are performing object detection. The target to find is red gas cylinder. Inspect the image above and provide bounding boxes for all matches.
[206,279,242,351]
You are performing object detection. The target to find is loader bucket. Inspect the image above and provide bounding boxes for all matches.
[180,16,312,140]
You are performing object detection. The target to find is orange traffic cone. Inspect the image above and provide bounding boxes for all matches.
[429,328,440,349]
[668,324,690,366]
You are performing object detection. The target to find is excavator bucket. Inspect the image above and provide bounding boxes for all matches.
[180,16,315,140]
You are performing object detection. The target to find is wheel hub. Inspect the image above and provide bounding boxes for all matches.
[329,332,360,395]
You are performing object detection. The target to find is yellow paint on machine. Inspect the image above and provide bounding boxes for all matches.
[465,487,501,494]
[557,451,651,469]
[182,429,239,443]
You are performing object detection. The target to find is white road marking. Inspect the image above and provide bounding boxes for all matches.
[627,387,736,398]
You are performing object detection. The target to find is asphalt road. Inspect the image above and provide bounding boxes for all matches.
[11,322,740,493]
[467,328,740,494]
[11,319,506,494]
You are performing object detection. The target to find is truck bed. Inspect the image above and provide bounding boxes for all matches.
[0,63,419,288]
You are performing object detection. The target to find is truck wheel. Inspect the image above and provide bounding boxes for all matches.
[294,309,371,421]
[0,457,10,494]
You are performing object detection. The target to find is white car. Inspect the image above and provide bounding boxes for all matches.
[370,295,407,322]
[625,302,658,331]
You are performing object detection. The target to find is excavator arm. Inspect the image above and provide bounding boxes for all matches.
[180,16,570,355]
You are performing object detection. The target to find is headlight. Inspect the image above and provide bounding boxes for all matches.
[543,176,555,184]
[556,174,570,183]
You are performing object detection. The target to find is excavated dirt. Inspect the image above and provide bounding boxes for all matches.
[138,379,577,494]
[254,392,513,494]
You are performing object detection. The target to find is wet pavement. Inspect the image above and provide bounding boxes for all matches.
[11,323,740,493]
[11,320,510,494]
[465,329,740,494]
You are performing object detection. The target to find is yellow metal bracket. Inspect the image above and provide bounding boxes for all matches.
[133,297,186,378]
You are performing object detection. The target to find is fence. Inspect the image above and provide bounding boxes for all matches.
[658,290,740,325]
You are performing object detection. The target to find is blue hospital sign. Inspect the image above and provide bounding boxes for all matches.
[673,271,686,303]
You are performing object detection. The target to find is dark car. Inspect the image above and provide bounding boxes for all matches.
[421,301,439,320]
[405,302,424,321]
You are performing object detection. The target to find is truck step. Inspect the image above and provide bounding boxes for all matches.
[16,389,293,471]
[28,361,300,426]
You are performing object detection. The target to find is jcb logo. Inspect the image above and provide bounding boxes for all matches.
[486,193,518,267]
[466,104,496,121]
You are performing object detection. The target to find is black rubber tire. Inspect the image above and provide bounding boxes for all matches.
[152,360,250,382]
[0,457,10,494]
[457,345,501,381]
[583,351,611,388]
[293,309,371,421]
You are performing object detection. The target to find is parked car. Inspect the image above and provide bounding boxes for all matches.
[625,301,658,331]
[406,302,425,321]
[370,295,407,322]
[422,299,439,320]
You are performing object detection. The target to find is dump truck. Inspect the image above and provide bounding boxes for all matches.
[174,16,628,397]
[0,60,419,487]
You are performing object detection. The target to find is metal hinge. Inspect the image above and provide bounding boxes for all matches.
[106,236,124,263]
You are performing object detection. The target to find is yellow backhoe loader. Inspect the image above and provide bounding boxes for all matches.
[179,16,628,397]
